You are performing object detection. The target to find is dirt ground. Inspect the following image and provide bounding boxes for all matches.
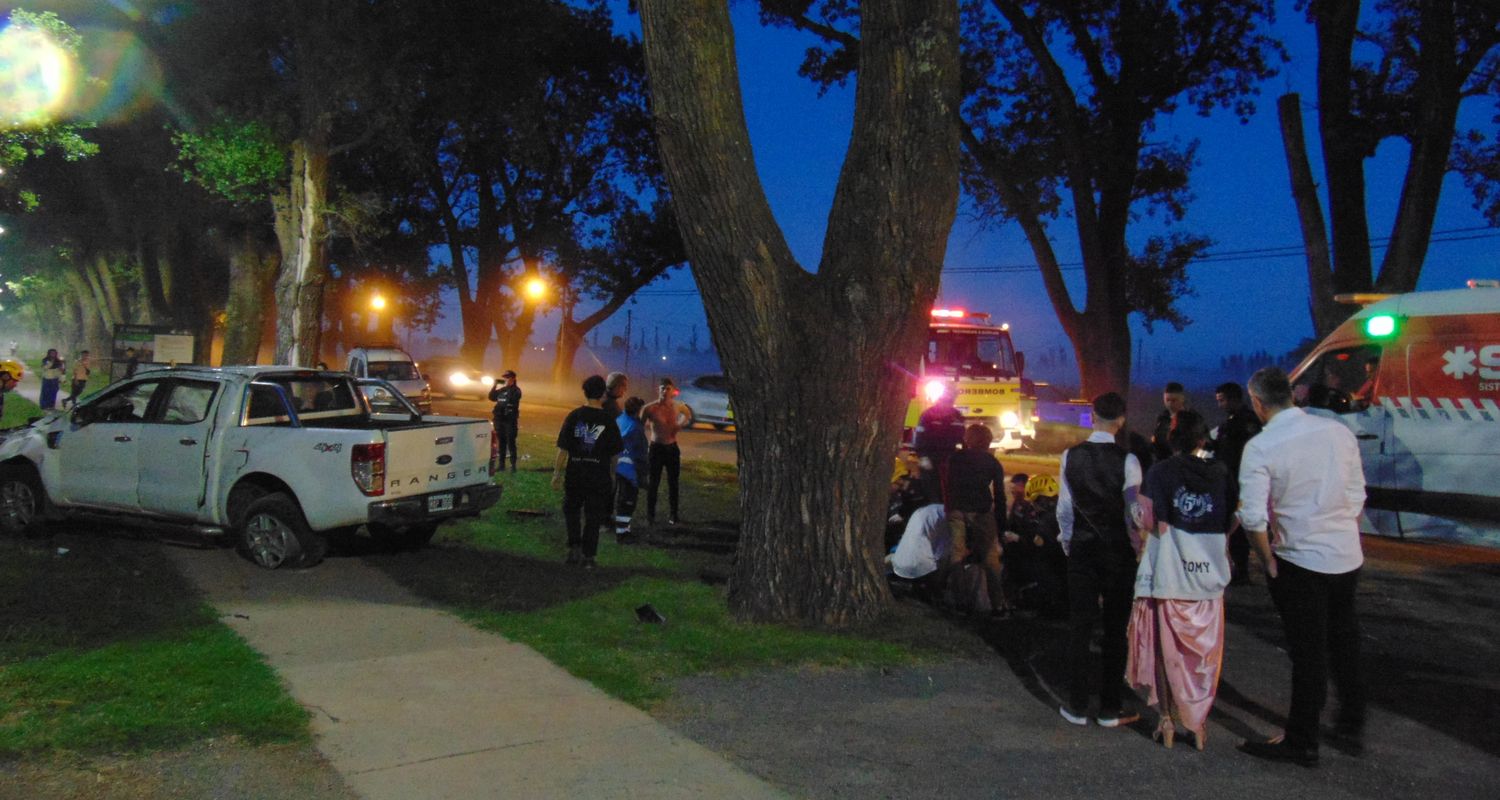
[0,739,357,800]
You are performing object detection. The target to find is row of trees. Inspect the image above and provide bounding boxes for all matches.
[0,1,684,375]
[759,0,1499,396]
[3,1,1496,626]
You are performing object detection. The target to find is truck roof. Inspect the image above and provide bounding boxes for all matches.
[1352,286,1500,320]
[138,365,341,380]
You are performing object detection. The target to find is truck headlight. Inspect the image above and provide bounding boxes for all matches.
[449,372,471,386]
[1000,411,1020,429]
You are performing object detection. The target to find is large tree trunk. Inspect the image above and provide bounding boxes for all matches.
[65,270,108,356]
[222,231,278,365]
[1376,1,1462,294]
[1072,309,1132,399]
[551,313,584,386]
[640,0,960,625]
[1316,0,1374,298]
[1278,93,1342,338]
[272,136,330,367]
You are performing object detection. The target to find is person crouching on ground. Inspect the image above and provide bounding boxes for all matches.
[613,396,648,544]
[944,424,1010,618]
[1126,409,1231,750]
[1058,391,1144,728]
[551,375,624,569]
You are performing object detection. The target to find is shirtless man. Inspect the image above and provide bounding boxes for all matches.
[641,377,683,525]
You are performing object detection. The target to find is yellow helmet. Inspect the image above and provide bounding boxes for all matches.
[1025,474,1059,502]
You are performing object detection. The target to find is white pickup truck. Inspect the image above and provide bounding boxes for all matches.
[0,366,501,568]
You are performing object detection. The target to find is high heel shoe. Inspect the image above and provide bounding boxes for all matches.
[1153,719,1175,749]
[1190,726,1207,751]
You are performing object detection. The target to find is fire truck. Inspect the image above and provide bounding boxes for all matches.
[904,307,1037,450]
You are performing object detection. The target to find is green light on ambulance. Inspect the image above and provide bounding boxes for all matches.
[1365,314,1397,338]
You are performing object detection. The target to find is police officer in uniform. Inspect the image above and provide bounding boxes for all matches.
[489,370,522,472]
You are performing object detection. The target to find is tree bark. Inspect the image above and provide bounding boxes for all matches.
[1316,0,1374,297]
[639,0,960,625]
[1375,1,1462,294]
[64,269,108,355]
[272,135,331,366]
[1278,93,1342,337]
[222,231,278,365]
[551,312,584,386]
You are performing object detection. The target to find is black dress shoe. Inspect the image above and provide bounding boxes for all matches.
[1326,723,1365,757]
[1238,738,1319,767]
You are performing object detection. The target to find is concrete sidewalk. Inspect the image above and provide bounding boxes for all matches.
[167,548,783,800]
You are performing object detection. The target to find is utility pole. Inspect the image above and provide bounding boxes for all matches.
[623,310,632,373]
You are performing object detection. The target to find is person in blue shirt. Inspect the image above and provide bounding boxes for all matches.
[613,396,648,544]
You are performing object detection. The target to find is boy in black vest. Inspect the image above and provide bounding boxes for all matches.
[1057,392,1144,727]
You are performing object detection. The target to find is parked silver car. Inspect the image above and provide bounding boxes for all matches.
[675,374,733,430]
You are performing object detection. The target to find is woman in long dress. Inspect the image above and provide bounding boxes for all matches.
[1127,410,1232,749]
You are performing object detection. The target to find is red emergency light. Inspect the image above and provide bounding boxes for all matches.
[931,308,967,319]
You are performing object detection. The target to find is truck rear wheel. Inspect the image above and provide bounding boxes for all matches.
[0,464,46,537]
[239,492,326,569]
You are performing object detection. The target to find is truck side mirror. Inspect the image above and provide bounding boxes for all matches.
[1015,351,1026,378]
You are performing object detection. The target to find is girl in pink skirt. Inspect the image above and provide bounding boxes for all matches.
[1127,410,1232,750]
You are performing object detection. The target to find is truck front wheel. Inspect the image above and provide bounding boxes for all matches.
[0,465,45,537]
[239,492,326,569]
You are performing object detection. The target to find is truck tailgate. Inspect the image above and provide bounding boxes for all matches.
[383,418,493,498]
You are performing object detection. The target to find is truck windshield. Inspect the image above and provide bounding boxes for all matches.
[927,330,1017,378]
[369,361,420,382]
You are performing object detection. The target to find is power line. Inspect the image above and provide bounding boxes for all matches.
[633,225,1500,290]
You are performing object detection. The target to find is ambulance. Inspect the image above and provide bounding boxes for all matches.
[1287,280,1500,543]
[904,307,1036,450]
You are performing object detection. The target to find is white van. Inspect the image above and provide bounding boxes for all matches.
[1287,280,1500,544]
[347,346,432,414]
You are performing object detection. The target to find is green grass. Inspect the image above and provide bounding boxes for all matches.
[461,576,918,706]
[433,430,734,574]
[374,428,976,709]
[0,536,310,756]
[0,618,309,754]
[2,393,42,428]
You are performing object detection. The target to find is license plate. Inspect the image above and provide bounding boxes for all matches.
[427,493,454,513]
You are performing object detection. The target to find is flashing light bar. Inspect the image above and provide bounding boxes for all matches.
[931,308,967,319]
[1469,279,1499,289]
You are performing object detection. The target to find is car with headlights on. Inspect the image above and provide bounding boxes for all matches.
[422,356,495,400]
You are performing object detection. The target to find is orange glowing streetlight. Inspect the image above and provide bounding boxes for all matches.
[370,293,388,311]
[524,277,548,302]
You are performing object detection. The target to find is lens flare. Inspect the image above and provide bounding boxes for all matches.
[72,29,163,124]
[0,24,75,126]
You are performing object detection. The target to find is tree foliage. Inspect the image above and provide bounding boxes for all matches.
[763,0,1281,393]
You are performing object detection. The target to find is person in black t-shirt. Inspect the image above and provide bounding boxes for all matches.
[1211,382,1262,584]
[912,383,966,505]
[552,374,624,568]
[944,424,1009,617]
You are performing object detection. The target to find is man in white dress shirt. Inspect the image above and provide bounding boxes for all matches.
[1237,367,1367,767]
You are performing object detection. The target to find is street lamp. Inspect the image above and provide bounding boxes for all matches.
[370,294,388,312]
[524,277,548,302]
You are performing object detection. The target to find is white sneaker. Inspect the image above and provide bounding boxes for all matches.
[1059,705,1088,726]
[1098,711,1140,728]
